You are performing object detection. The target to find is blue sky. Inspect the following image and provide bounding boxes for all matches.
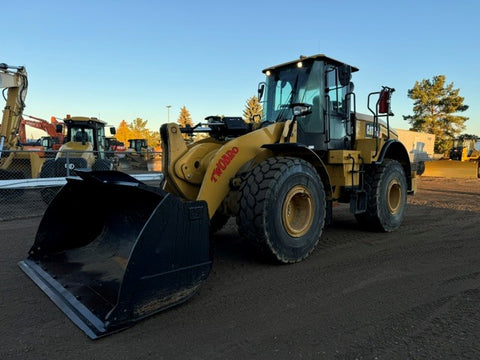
[4,0,479,137]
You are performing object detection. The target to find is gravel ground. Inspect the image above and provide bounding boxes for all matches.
[1,177,479,359]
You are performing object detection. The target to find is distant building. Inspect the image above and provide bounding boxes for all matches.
[395,129,435,162]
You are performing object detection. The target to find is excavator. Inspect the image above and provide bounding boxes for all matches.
[0,63,44,180]
[19,114,65,152]
[19,54,415,339]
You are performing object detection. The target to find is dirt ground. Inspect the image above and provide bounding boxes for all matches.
[1,177,479,359]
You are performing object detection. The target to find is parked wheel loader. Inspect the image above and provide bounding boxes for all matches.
[19,54,415,339]
[118,138,153,171]
[422,135,480,178]
[39,115,118,202]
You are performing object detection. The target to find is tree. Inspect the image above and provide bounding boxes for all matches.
[403,75,469,154]
[129,118,149,139]
[147,130,160,149]
[177,106,193,140]
[115,118,159,150]
[115,120,132,146]
[177,106,193,127]
[243,96,263,123]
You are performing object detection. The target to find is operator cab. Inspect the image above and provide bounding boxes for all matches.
[63,116,110,159]
[260,54,358,152]
[128,139,148,153]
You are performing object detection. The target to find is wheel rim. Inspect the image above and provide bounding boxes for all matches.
[282,185,314,237]
[387,179,402,214]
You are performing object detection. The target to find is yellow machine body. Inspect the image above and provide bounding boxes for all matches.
[0,64,44,179]
[423,137,480,179]
[423,159,479,179]
[19,54,415,339]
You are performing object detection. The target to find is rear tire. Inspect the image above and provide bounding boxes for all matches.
[236,157,326,263]
[355,159,407,232]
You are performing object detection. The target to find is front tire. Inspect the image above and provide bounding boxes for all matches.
[236,157,326,263]
[355,159,407,232]
[92,159,114,171]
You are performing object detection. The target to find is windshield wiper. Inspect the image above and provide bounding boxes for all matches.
[275,75,299,122]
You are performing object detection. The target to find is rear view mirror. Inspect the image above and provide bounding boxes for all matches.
[258,82,266,102]
[110,127,116,135]
[55,124,63,133]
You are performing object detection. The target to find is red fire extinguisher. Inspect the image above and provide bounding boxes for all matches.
[378,87,395,114]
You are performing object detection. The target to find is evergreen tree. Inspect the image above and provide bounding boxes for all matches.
[243,96,263,123]
[177,106,193,140]
[177,106,193,127]
[403,75,469,154]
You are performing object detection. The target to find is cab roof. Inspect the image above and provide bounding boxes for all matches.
[262,54,359,74]
[64,116,106,125]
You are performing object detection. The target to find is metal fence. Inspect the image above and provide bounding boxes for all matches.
[0,149,163,221]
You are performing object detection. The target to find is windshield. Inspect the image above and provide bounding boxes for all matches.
[262,61,322,123]
[70,126,94,144]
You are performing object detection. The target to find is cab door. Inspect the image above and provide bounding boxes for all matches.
[325,65,352,150]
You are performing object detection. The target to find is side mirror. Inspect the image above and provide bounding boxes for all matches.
[290,103,312,117]
[55,124,63,133]
[110,127,116,135]
[338,65,352,87]
[257,82,266,102]
[252,114,261,123]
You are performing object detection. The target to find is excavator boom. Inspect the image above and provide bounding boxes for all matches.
[1,63,45,179]
[0,64,28,152]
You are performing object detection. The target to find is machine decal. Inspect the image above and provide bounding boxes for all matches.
[211,146,239,183]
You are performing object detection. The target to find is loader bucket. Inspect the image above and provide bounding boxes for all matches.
[422,159,479,179]
[18,170,211,339]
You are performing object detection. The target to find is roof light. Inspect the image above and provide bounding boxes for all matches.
[297,61,303,68]
[266,70,271,76]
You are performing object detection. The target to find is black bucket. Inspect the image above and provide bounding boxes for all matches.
[18,170,211,339]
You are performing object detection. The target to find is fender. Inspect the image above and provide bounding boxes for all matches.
[261,143,333,200]
[375,139,414,191]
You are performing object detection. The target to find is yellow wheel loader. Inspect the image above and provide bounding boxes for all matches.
[118,138,153,171]
[19,54,415,339]
[39,115,118,203]
[423,136,480,178]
